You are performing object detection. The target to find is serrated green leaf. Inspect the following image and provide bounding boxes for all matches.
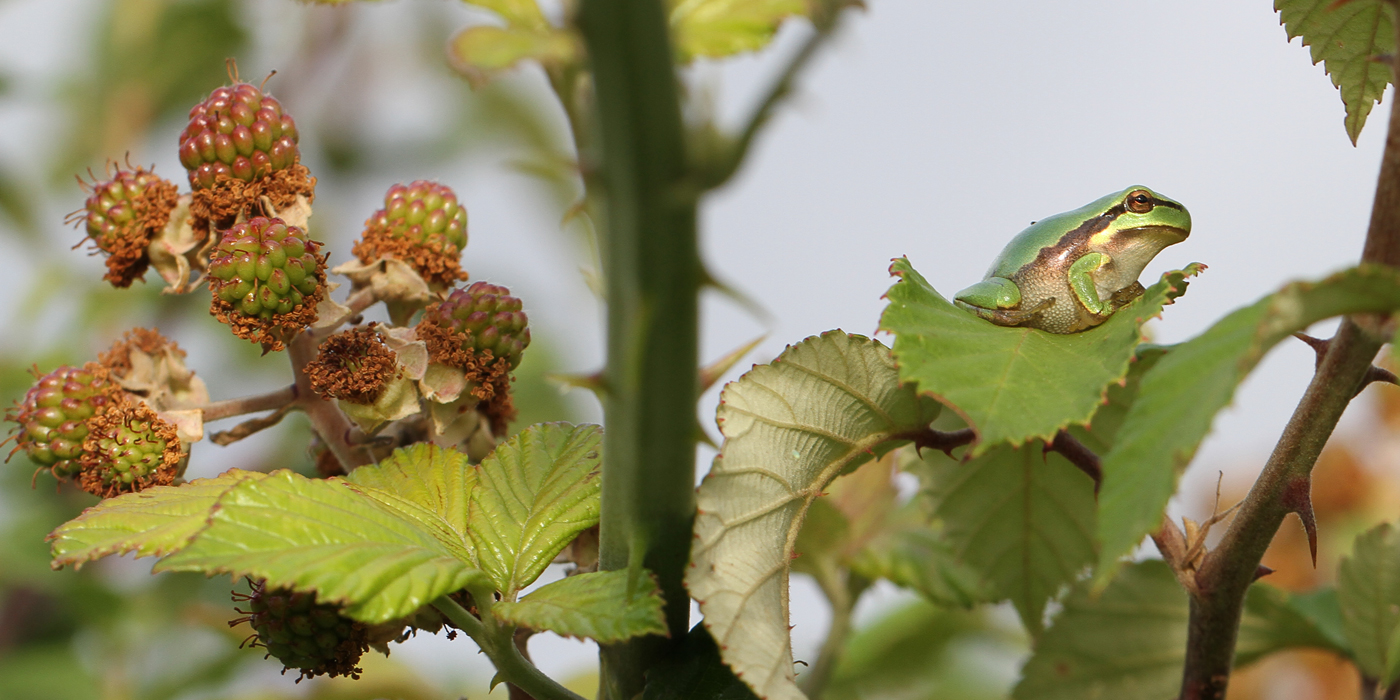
[345,443,476,536]
[493,569,666,642]
[448,25,577,88]
[689,331,939,700]
[48,470,268,570]
[469,423,602,597]
[881,257,1201,457]
[1096,265,1400,584]
[1276,0,1395,144]
[1015,560,1340,700]
[669,0,807,61]
[1339,522,1400,680]
[155,470,487,623]
[643,623,760,700]
[921,442,1096,635]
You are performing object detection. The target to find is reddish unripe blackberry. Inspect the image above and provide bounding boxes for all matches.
[208,217,325,351]
[77,401,180,498]
[68,166,179,287]
[179,82,300,190]
[419,282,530,371]
[7,364,122,479]
[232,581,368,682]
[352,180,470,289]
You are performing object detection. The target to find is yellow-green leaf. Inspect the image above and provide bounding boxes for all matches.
[468,423,603,597]
[493,569,667,642]
[448,25,576,87]
[670,0,808,61]
[156,470,488,623]
[49,470,267,570]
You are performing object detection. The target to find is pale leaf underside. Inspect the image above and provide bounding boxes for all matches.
[688,330,938,700]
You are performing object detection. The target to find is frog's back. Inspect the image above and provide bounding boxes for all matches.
[983,191,1125,280]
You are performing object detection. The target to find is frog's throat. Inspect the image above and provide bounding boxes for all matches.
[1093,225,1188,280]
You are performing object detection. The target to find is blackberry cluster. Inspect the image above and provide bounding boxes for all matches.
[232,580,369,682]
[351,180,470,289]
[68,165,179,287]
[208,217,326,351]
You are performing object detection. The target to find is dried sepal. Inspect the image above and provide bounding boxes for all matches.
[99,327,210,410]
[145,194,215,294]
[330,257,437,327]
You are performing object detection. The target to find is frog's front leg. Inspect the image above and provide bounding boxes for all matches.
[954,277,1053,326]
[1067,252,1113,317]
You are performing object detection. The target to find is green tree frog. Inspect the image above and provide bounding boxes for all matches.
[953,185,1191,334]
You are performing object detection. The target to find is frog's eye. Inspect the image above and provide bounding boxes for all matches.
[1126,190,1154,214]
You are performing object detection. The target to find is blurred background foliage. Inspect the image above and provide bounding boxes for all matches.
[3,1,1397,699]
[0,1,585,697]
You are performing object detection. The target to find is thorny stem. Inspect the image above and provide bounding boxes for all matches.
[195,385,298,422]
[431,596,586,700]
[578,0,698,697]
[1176,4,1400,693]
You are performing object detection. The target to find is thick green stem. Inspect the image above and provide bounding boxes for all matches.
[577,0,698,697]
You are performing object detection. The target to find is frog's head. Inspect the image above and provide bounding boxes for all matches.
[1091,185,1191,247]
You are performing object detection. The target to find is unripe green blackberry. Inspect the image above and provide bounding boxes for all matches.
[67,166,179,288]
[351,180,469,289]
[6,364,122,480]
[77,401,180,498]
[208,217,326,351]
[179,82,300,190]
[419,282,530,371]
[232,580,368,681]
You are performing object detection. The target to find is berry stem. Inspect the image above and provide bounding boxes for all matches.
[287,331,375,470]
[432,595,586,700]
[311,287,379,343]
[197,385,298,422]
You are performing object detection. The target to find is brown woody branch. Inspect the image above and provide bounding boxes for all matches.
[1175,6,1400,694]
